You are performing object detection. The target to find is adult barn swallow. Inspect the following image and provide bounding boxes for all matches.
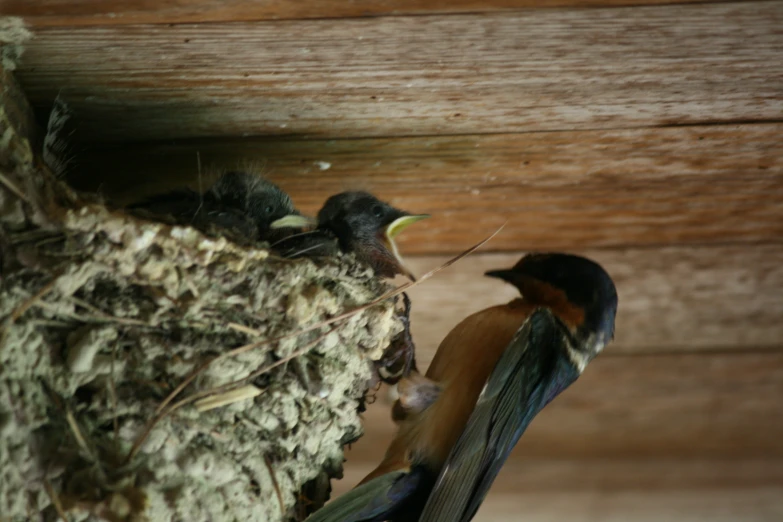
[129,171,302,242]
[305,252,618,522]
[272,191,428,280]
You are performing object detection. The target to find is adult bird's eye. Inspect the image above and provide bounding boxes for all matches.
[371,205,384,218]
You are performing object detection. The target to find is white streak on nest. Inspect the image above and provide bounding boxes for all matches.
[197,235,227,251]
[170,225,199,241]
[131,228,158,251]
[67,327,119,374]
[314,161,331,171]
[0,127,15,149]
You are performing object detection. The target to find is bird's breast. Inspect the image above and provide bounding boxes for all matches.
[410,299,537,469]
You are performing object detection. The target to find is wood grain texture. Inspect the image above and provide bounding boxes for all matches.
[464,489,783,522]
[6,0,741,27]
[338,458,783,495]
[333,460,783,521]
[73,125,783,251]
[349,351,783,461]
[403,245,783,365]
[16,2,783,142]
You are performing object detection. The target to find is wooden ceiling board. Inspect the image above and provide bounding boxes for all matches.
[6,0,748,27]
[72,124,783,252]
[14,3,783,142]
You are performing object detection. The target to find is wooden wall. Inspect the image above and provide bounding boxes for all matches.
[8,1,783,520]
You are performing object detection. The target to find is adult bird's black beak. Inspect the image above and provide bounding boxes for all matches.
[484,269,516,283]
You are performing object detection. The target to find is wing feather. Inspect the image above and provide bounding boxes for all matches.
[418,308,580,522]
[305,469,424,522]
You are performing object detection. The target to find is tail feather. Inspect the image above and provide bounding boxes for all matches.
[43,95,73,178]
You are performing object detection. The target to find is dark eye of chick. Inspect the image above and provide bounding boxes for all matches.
[265,205,274,214]
[371,205,384,218]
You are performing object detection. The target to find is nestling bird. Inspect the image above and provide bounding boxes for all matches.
[271,191,429,280]
[304,252,618,522]
[129,171,303,243]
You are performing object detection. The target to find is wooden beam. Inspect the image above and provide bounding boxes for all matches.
[403,246,783,362]
[74,125,783,251]
[339,458,783,494]
[6,0,742,27]
[349,352,783,460]
[16,2,783,142]
[463,489,783,522]
[332,459,783,521]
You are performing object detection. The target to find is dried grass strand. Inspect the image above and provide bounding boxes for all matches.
[264,454,285,517]
[109,340,120,442]
[43,478,70,521]
[194,385,262,413]
[0,171,31,203]
[65,408,97,463]
[125,326,338,464]
[1,275,60,348]
[124,225,503,465]
[69,297,152,327]
[226,322,262,337]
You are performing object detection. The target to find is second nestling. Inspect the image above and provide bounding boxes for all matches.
[129,171,303,244]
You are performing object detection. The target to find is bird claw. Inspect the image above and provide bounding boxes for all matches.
[392,372,442,422]
[374,293,417,385]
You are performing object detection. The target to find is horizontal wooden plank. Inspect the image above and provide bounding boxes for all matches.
[6,0,739,27]
[464,489,783,522]
[338,459,783,495]
[16,2,783,142]
[74,125,783,251]
[332,459,783,521]
[349,352,783,461]
[403,245,783,363]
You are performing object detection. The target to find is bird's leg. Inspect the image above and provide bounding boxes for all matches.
[399,292,418,378]
[392,372,442,422]
[374,293,418,385]
[376,293,438,423]
[358,377,382,415]
[295,471,333,519]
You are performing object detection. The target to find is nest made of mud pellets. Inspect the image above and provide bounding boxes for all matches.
[0,64,404,522]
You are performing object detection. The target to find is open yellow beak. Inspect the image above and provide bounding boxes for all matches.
[386,214,430,240]
[383,214,430,281]
[269,214,318,229]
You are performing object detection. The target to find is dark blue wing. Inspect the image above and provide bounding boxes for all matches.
[305,468,426,522]
[418,308,581,522]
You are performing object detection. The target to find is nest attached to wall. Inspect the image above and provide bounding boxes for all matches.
[0,43,403,522]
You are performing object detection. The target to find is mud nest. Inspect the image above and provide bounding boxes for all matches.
[0,49,403,521]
